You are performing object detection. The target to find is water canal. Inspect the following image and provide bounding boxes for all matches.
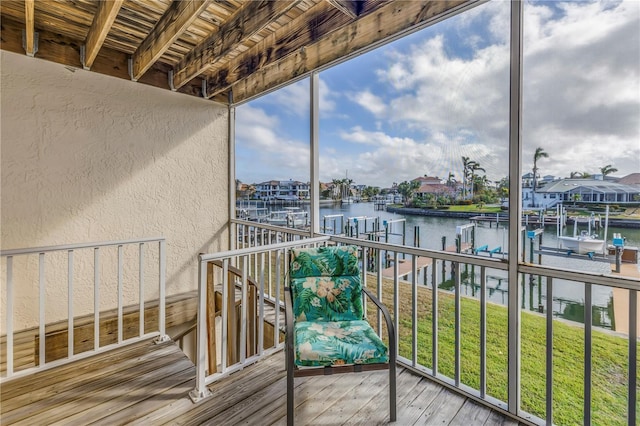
[324,203,640,331]
[253,201,640,331]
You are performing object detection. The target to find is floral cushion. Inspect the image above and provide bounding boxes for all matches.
[290,275,363,322]
[290,245,359,278]
[294,320,389,367]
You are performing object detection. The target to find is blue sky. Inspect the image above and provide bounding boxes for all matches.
[236,0,640,188]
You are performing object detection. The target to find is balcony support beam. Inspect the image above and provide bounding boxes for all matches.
[309,72,320,235]
[228,91,237,250]
[507,0,524,417]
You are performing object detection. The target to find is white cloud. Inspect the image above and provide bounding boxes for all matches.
[236,105,309,183]
[360,0,639,182]
[262,77,338,118]
[348,90,387,116]
[238,0,640,187]
[326,127,504,187]
[520,0,640,178]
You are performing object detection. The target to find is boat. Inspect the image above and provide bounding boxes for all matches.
[558,231,605,255]
[267,210,308,228]
[236,207,268,222]
[341,197,354,205]
[556,206,608,255]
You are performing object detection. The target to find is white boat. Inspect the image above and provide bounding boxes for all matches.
[341,197,354,204]
[558,231,605,255]
[267,210,308,228]
[236,207,268,222]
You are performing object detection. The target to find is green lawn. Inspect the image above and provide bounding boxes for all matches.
[367,278,634,426]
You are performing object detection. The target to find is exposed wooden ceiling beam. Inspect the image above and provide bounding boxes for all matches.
[171,0,302,90]
[210,0,470,103]
[325,0,359,19]
[1,16,209,101]
[24,0,35,57]
[131,0,211,82]
[83,0,124,69]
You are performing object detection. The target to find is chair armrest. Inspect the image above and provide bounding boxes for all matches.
[362,287,396,366]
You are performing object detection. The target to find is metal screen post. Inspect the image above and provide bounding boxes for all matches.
[507,0,524,415]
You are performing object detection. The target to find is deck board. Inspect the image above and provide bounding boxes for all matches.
[0,338,526,426]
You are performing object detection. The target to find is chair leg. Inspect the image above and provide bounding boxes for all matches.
[389,361,397,422]
[287,363,294,426]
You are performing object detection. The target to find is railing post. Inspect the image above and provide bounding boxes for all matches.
[480,266,486,398]
[117,245,123,344]
[584,283,592,424]
[6,256,14,377]
[411,254,417,367]
[189,256,212,402]
[68,250,74,359]
[94,248,100,351]
[546,277,554,425]
[39,253,45,368]
[155,239,169,343]
[431,257,438,377]
[629,289,637,426]
[139,243,145,338]
[454,259,461,387]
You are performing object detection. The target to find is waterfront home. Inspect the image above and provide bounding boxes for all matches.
[254,180,310,202]
[533,178,640,209]
[1,1,637,425]
[413,176,458,200]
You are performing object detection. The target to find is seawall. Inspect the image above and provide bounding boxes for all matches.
[386,207,640,229]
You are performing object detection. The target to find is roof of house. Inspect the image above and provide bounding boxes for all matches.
[0,1,472,105]
[412,176,442,184]
[538,178,640,194]
[617,173,640,186]
[416,183,455,195]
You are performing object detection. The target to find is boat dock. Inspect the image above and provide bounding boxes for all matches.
[382,256,433,279]
[610,262,640,335]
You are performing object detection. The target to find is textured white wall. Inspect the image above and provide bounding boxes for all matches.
[1,51,229,330]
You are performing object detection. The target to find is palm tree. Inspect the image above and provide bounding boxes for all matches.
[461,157,470,199]
[331,178,342,200]
[397,180,420,206]
[468,162,485,200]
[569,171,583,179]
[531,147,549,208]
[600,164,618,177]
[342,178,353,200]
[446,172,456,187]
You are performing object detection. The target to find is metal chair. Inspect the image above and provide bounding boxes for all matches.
[284,245,396,425]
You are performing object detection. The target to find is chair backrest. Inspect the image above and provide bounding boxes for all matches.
[289,245,363,322]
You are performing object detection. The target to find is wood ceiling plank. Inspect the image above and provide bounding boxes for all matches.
[325,0,358,19]
[24,0,35,56]
[0,16,208,101]
[172,0,303,90]
[83,0,124,69]
[131,0,212,81]
[203,0,354,98]
[209,0,471,102]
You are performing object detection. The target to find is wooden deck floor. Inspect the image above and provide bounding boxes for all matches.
[1,338,522,425]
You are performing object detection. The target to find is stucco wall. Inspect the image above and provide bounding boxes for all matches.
[1,51,229,330]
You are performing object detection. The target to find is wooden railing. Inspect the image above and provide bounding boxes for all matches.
[1,238,169,381]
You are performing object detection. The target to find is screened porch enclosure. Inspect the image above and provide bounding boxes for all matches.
[1,1,638,425]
